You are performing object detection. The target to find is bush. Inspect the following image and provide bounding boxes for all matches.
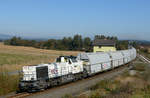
[121,70,130,77]
[132,63,146,71]
[141,48,148,53]
[90,90,102,98]
[140,66,150,82]
[90,80,112,91]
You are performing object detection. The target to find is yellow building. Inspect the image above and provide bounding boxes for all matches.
[93,39,116,52]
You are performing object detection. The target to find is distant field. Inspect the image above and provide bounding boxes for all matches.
[0,43,80,72]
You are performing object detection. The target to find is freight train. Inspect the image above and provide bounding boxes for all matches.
[18,48,136,92]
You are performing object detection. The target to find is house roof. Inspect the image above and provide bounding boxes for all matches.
[93,39,116,46]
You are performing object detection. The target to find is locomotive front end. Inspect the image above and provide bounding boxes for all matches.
[18,65,49,92]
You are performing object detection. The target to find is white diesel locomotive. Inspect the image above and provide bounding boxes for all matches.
[18,48,136,92]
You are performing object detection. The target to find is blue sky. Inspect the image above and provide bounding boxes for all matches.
[0,0,150,40]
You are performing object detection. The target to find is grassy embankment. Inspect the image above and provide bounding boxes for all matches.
[0,43,80,95]
[62,57,150,98]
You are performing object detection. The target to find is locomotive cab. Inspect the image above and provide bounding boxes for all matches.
[56,56,77,63]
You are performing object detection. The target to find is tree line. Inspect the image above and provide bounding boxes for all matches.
[4,34,131,51]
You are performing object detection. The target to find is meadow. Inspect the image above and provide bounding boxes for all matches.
[0,43,80,72]
[0,43,80,95]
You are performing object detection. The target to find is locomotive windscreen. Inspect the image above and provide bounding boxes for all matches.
[36,66,48,79]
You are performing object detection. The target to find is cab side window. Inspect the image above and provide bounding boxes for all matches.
[56,57,61,62]
[69,60,72,64]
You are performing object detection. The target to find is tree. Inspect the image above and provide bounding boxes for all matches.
[116,40,129,50]
[72,35,83,50]
[67,37,73,50]
[94,35,106,40]
[9,37,22,46]
[129,41,138,49]
[83,37,91,51]
[4,34,129,51]
[4,40,10,45]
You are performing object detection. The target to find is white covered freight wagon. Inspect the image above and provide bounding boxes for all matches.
[108,51,124,67]
[77,52,111,75]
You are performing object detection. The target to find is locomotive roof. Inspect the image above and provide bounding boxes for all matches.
[59,55,77,59]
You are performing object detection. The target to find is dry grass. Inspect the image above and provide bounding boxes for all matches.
[0,43,80,72]
[0,73,19,95]
[82,61,150,98]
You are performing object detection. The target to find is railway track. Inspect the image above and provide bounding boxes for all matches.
[7,93,29,98]
[137,54,150,64]
[7,63,130,98]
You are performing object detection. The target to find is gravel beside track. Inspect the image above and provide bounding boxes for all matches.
[25,65,129,98]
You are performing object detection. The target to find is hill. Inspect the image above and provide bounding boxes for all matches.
[0,34,11,40]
